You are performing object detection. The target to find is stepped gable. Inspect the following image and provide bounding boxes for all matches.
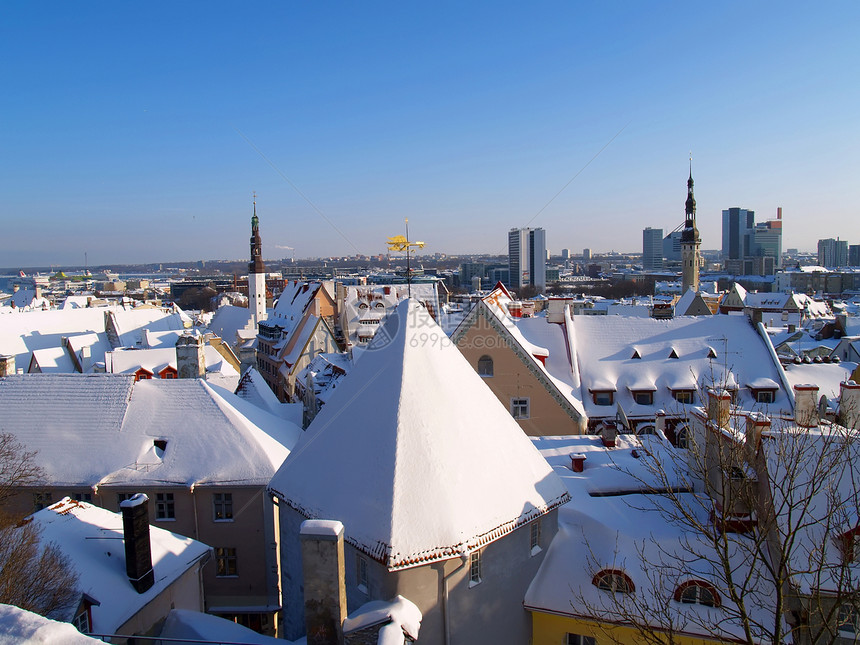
[269,299,570,570]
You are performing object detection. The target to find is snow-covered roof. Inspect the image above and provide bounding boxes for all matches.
[570,315,791,419]
[159,609,289,644]
[270,281,323,324]
[0,305,186,374]
[782,361,858,406]
[0,374,301,487]
[105,345,238,380]
[234,367,303,423]
[0,604,99,643]
[269,299,570,570]
[343,595,422,644]
[207,304,254,347]
[525,434,778,642]
[29,498,210,634]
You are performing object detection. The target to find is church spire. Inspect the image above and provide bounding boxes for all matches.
[681,159,701,293]
[249,193,266,275]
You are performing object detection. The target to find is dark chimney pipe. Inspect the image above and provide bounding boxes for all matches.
[120,493,154,594]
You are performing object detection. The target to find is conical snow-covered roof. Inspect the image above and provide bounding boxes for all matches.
[269,299,569,570]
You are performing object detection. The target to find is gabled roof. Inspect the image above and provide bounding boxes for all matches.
[270,281,323,325]
[30,498,210,634]
[269,300,569,570]
[0,374,301,487]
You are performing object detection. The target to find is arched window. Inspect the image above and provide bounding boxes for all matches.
[477,355,494,377]
[592,569,634,594]
[674,581,720,607]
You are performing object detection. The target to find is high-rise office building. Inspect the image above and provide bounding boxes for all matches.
[722,206,783,276]
[582,248,591,261]
[818,238,849,268]
[663,230,682,263]
[722,207,755,262]
[849,245,860,267]
[642,227,664,271]
[508,227,547,292]
[561,248,570,261]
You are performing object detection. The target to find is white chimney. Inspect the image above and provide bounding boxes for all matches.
[80,346,91,373]
[794,384,820,428]
[745,412,770,454]
[300,519,347,645]
[839,381,860,430]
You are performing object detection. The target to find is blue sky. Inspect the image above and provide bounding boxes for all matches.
[2,2,858,266]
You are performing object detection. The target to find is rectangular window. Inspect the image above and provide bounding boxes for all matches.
[215,547,238,577]
[673,390,694,404]
[633,391,654,405]
[33,492,52,512]
[213,493,234,521]
[567,634,596,645]
[510,398,530,420]
[73,609,91,634]
[469,550,482,586]
[593,391,614,406]
[530,520,541,555]
[73,493,92,503]
[155,492,175,520]
[755,390,775,403]
[357,555,369,594]
[117,492,135,506]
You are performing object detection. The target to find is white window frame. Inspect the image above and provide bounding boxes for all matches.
[566,634,596,645]
[73,609,91,634]
[510,397,530,420]
[837,603,858,638]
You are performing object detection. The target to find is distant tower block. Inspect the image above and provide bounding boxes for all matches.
[248,196,268,326]
[176,334,205,379]
[681,164,701,293]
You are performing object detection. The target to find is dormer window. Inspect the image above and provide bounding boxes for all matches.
[632,390,654,406]
[593,569,634,594]
[674,581,720,607]
[592,391,614,406]
[754,390,776,404]
[669,348,679,359]
[707,347,718,359]
[673,389,695,404]
[631,349,641,359]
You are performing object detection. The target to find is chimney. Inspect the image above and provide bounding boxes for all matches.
[707,389,732,428]
[80,346,91,373]
[175,334,205,379]
[570,453,587,473]
[655,409,666,437]
[300,519,347,645]
[120,493,154,594]
[601,421,617,448]
[745,412,770,455]
[794,384,820,427]
[0,355,15,377]
[839,381,860,430]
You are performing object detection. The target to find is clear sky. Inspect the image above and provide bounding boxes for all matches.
[2,2,859,267]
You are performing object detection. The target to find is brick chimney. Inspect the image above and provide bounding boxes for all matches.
[301,519,347,645]
[120,493,154,594]
[839,381,860,430]
[0,355,15,377]
[175,334,205,379]
[794,384,819,428]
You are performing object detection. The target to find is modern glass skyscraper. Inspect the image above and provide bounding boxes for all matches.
[642,227,664,271]
[508,227,546,291]
[722,207,755,261]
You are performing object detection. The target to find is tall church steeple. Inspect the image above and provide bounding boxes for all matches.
[248,195,267,326]
[249,196,266,275]
[681,161,701,293]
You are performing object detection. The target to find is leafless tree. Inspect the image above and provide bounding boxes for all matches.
[572,395,860,645]
[0,431,81,620]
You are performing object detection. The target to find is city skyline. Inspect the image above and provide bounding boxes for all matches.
[2,2,859,267]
